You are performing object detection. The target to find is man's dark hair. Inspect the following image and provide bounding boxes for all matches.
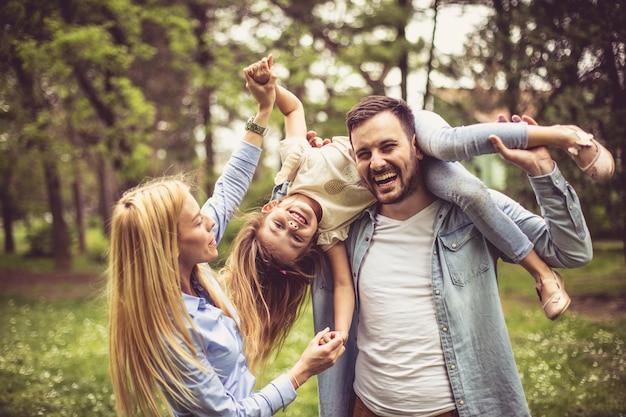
[346,95,415,142]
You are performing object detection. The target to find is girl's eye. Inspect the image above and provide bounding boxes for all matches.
[273,221,284,229]
[293,234,303,243]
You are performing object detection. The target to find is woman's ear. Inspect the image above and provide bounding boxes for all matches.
[261,200,280,213]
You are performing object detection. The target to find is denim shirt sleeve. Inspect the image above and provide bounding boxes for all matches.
[492,163,593,267]
[200,141,262,245]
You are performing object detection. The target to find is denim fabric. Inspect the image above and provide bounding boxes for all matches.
[313,164,592,417]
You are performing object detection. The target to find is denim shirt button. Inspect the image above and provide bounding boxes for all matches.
[434,290,441,295]
[433,250,437,255]
[451,243,457,248]
[459,400,465,406]
[450,364,456,370]
[442,327,448,332]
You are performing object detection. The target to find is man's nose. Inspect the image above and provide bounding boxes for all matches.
[370,151,386,170]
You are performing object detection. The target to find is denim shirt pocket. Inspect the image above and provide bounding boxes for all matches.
[439,223,490,286]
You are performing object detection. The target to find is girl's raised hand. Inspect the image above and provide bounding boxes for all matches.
[244,65,276,110]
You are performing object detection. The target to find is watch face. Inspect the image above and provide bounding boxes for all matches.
[246,117,267,136]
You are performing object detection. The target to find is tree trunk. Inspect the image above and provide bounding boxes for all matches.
[42,154,72,270]
[202,89,216,198]
[69,126,87,253]
[1,198,16,254]
[72,174,87,254]
[423,0,440,110]
[0,163,16,254]
[96,151,115,237]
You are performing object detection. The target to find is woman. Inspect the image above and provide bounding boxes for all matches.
[107,69,344,417]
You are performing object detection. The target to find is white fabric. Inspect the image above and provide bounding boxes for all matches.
[354,201,455,417]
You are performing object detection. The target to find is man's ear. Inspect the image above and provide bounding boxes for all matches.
[261,200,280,213]
[412,133,425,160]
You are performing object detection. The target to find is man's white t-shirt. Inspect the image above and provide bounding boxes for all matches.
[354,201,456,417]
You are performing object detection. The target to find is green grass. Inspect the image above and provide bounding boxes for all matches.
[0,296,114,417]
[0,241,625,416]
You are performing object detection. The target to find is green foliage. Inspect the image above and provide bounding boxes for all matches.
[448,0,625,242]
[0,242,624,416]
[23,219,55,258]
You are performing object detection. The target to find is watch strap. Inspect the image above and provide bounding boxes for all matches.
[245,116,269,137]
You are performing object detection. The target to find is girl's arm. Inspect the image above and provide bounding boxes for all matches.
[326,242,354,344]
[275,83,307,139]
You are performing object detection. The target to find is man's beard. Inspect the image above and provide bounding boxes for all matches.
[372,161,422,205]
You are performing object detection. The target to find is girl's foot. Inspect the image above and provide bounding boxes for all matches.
[535,270,571,320]
[566,129,615,183]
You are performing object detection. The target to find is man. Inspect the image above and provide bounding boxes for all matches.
[312,96,593,417]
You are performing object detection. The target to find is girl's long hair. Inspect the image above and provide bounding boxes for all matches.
[221,211,323,372]
[108,177,232,417]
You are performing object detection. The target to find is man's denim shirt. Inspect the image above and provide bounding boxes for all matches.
[312,164,592,417]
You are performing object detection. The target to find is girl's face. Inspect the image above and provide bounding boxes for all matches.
[258,195,320,263]
[177,192,218,270]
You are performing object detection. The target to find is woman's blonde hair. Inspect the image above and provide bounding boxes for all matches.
[221,211,323,372]
[108,177,232,417]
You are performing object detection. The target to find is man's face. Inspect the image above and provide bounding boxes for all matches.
[351,111,423,205]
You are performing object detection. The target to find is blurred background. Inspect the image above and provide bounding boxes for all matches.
[1,0,624,268]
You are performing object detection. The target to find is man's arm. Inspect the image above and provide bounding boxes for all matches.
[489,122,593,268]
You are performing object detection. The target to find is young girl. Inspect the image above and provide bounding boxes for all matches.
[224,56,613,362]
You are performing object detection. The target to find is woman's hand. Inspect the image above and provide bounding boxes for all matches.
[288,327,345,389]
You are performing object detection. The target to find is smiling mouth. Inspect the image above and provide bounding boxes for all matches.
[373,171,397,185]
[288,210,308,225]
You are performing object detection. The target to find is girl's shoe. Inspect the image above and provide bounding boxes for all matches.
[535,270,571,320]
[567,132,615,183]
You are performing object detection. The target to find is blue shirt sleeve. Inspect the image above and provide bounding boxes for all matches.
[200,141,262,244]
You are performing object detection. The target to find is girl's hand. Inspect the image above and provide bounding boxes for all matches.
[319,330,348,345]
[306,130,332,148]
[244,55,274,85]
[244,68,276,110]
